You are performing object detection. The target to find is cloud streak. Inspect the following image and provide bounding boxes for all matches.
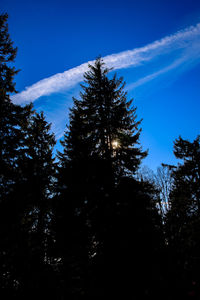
[126,53,196,90]
[12,22,200,104]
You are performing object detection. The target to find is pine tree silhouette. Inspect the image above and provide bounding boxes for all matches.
[55,58,161,297]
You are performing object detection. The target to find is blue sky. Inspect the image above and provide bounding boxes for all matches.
[2,0,200,170]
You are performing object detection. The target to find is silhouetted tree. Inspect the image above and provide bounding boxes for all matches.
[55,58,155,297]
[13,111,56,296]
[0,13,33,295]
[0,15,169,297]
[165,135,200,298]
[60,57,147,180]
[0,13,18,93]
[0,14,57,297]
[0,12,31,203]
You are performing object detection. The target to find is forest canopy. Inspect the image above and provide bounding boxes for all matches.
[1,13,200,299]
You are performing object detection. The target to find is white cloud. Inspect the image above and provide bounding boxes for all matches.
[127,55,192,90]
[11,22,200,105]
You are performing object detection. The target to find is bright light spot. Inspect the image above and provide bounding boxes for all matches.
[112,140,119,149]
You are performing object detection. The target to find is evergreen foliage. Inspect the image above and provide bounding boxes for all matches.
[2,13,200,299]
[58,58,147,179]
[0,14,56,297]
[55,58,162,297]
[0,13,32,292]
[0,13,18,93]
[165,136,200,298]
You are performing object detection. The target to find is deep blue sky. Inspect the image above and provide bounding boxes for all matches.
[2,0,200,170]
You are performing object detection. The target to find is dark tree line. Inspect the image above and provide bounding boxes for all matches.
[1,13,200,299]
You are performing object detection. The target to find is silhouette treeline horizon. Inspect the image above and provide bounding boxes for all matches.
[1,13,200,299]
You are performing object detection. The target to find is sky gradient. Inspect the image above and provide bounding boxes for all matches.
[2,0,200,170]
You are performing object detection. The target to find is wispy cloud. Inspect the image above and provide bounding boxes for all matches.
[127,53,196,90]
[12,22,200,105]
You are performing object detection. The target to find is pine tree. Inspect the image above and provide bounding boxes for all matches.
[0,13,31,201]
[0,13,33,293]
[165,136,200,297]
[55,58,147,296]
[0,13,18,93]
[0,14,57,296]
[172,135,200,214]
[59,57,147,180]
[13,111,56,295]
[166,136,200,242]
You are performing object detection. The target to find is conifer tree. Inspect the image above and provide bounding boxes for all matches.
[172,135,200,214]
[0,14,57,295]
[0,13,31,201]
[59,57,147,180]
[56,58,148,296]
[14,111,56,294]
[0,13,18,93]
[165,135,200,297]
[0,13,33,293]
[166,136,200,240]
[0,14,58,296]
